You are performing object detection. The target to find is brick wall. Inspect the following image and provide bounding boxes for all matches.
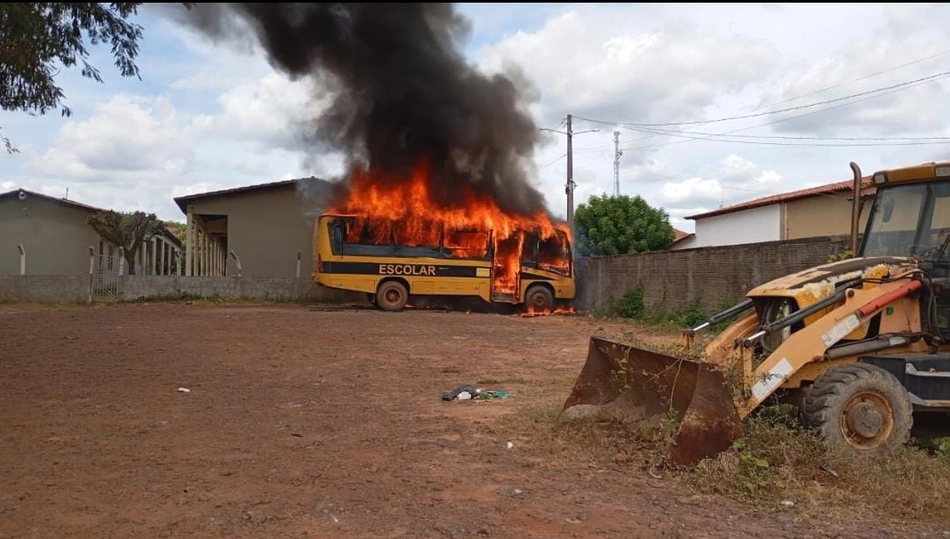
[575,235,852,314]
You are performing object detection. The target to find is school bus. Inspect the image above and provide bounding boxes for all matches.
[312,213,576,312]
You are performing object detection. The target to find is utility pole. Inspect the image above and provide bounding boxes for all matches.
[566,114,574,229]
[541,115,598,231]
[613,131,622,197]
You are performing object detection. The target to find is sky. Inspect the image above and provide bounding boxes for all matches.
[2,3,950,233]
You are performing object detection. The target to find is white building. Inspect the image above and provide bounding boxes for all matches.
[675,177,873,249]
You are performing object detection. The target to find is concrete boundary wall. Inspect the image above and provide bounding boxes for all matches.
[120,276,358,302]
[0,275,360,304]
[0,275,92,303]
[1,236,852,309]
[575,235,852,314]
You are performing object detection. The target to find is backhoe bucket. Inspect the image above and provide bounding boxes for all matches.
[562,336,743,467]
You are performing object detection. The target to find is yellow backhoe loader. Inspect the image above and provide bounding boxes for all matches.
[563,161,950,466]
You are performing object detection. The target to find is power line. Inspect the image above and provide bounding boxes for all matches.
[567,50,950,154]
[653,97,944,149]
[624,126,950,150]
[617,126,950,142]
[548,55,950,175]
[750,49,950,111]
[576,69,950,129]
[540,152,566,169]
[621,132,950,150]
[614,73,950,152]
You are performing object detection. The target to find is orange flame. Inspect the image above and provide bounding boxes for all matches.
[520,305,578,317]
[330,159,572,296]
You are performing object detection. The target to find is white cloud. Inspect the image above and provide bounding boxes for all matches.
[169,71,231,92]
[662,177,722,205]
[170,182,220,199]
[494,3,950,233]
[655,154,784,210]
[717,154,782,185]
[13,89,316,221]
[476,10,778,127]
[621,157,684,185]
[763,4,950,136]
[5,3,950,231]
[24,94,207,182]
[212,73,320,151]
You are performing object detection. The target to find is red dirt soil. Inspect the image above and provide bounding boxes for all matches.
[0,303,943,539]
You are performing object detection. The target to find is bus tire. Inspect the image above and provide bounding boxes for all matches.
[525,285,554,313]
[377,281,408,312]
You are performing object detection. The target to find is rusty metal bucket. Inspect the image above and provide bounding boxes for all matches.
[561,336,743,467]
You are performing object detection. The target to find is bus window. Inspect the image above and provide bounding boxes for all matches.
[443,227,490,260]
[346,217,390,245]
[330,219,345,255]
[343,217,393,256]
[520,231,540,267]
[392,221,443,258]
[537,233,571,276]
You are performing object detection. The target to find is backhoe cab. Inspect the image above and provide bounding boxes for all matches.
[564,161,950,466]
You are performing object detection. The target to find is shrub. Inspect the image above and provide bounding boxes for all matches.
[612,288,644,318]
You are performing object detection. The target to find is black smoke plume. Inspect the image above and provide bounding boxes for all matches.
[178,3,549,217]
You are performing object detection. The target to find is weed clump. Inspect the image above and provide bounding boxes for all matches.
[683,405,950,520]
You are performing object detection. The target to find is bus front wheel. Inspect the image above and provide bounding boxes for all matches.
[377,281,409,312]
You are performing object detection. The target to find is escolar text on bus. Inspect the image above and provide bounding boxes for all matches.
[378,264,438,276]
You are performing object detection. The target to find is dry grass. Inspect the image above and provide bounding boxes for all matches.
[502,401,950,524]
[680,405,950,522]
[493,318,949,524]
[590,329,950,522]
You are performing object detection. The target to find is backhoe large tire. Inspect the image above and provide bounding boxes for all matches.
[376,281,408,312]
[802,362,912,456]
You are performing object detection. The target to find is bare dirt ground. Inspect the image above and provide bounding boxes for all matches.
[0,302,946,539]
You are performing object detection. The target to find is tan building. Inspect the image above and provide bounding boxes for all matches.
[677,177,875,249]
[670,228,695,249]
[0,188,182,276]
[173,177,334,278]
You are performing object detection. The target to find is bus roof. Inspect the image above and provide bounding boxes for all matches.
[318,213,570,238]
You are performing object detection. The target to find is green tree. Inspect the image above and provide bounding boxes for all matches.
[162,220,187,251]
[0,3,163,152]
[87,210,160,275]
[162,220,186,241]
[573,194,675,256]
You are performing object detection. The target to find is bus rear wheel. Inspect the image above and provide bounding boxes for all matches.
[525,285,555,313]
[377,281,408,312]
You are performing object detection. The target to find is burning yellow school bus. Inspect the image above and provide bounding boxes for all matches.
[312,214,576,312]
[312,162,576,312]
